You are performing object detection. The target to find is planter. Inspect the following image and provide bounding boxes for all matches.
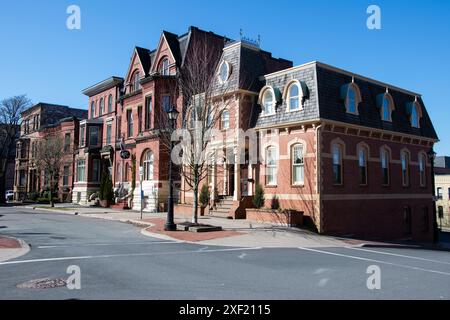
[99,200,111,208]
[246,208,303,227]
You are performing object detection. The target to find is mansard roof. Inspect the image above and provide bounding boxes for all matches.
[255,61,438,141]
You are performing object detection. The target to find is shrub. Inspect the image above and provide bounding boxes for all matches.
[199,185,210,207]
[271,195,280,210]
[253,184,265,209]
[99,171,114,202]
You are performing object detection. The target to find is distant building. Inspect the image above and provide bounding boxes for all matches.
[435,157,450,228]
[14,103,88,201]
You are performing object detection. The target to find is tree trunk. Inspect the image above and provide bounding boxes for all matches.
[191,164,199,225]
[50,175,54,208]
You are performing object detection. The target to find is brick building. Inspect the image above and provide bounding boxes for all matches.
[178,39,438,242]
[79,26,438,242]
[75,26,228,210]
[14,103,87,201]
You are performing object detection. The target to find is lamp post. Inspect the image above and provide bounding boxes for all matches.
[428,148,439,243]
[139,166,144,220]
[165,105,179,231]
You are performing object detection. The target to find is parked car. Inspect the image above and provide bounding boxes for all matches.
[5,190,14,202]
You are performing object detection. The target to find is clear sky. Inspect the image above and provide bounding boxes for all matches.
[1,0,449,155]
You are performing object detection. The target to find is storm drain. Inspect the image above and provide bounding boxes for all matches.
[17,278,67,289]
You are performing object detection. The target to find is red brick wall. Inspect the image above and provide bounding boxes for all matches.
[320,130,434,241]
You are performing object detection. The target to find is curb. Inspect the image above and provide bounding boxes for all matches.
[0,236,31,263]
[359,243,450,252]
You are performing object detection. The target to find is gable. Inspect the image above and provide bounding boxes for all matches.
[125,49,146,83]
[150,33,178,74]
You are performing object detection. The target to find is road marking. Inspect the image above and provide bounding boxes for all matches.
[298,247,450,277]
[0,247,262,266]
[37,241,179,249]
[345,247,450,266]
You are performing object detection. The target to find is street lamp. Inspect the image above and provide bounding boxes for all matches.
[427,148,439,243]
[165,105,179,231]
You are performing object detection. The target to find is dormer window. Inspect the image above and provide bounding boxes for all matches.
[160,58,170,76]
[347,87,357,113]
[288,83,300,111]
[341,82,362,115]
[379,92,395,122]
[218,60,231,83]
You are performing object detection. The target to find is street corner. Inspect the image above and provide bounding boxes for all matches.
[140,218,245,243]
[0,235,30,263]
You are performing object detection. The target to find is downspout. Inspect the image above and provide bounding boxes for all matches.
[315,123,323,234]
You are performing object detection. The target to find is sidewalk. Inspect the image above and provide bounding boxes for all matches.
[0,235,30,262]
[20,204,347,248]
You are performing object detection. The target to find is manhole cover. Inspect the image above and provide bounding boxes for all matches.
[17,278,67,289]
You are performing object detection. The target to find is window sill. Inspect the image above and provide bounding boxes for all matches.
[291,184,305,188]
[265,184,278,188]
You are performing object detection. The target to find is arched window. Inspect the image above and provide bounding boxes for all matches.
[132,71,141,92]
[347,86,357,114]
[142,150,154,181]
[288,83,300,111]
[99,98,104,116]
[108,95,113,113]
[411,103,420,128]
[380,147,390,185]
[90,101,96,118]
[419,153,427,187]
[263,89,275,115]
[401,150,410,186]
[358,146,368,185]
[160,58,170,76]
[292,144,304,185]
[332,144,343,185]
[381,94,394,121]
[266,146,277,185]
[221,110,230,130]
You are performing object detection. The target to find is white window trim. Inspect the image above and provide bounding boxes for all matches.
[218,60,231,84]
[345,82,361,115]
[258,86,276,117]
[291,143,305,186]
[284,80,305,113]
[265,146,278,186]
[381,93,395,122]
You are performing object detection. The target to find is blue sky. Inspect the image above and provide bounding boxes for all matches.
[1,0,449,155]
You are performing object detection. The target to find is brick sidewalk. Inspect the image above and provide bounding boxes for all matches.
[0,236,21,249]
[142,218,245,242]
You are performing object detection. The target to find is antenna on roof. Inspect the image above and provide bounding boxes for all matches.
[240,28,244,40]
[258,35,261,46]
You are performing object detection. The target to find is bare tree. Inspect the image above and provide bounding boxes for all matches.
[34,134,68,207]
[156,36,233,224]
[0,95,31,203]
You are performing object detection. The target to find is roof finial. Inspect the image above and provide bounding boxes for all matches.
[386,87,389,93]
[258,34,261,46]
[240,28,243,40]
[351,76,355,83]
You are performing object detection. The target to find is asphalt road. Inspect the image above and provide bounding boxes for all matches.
[1,206,450,300]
